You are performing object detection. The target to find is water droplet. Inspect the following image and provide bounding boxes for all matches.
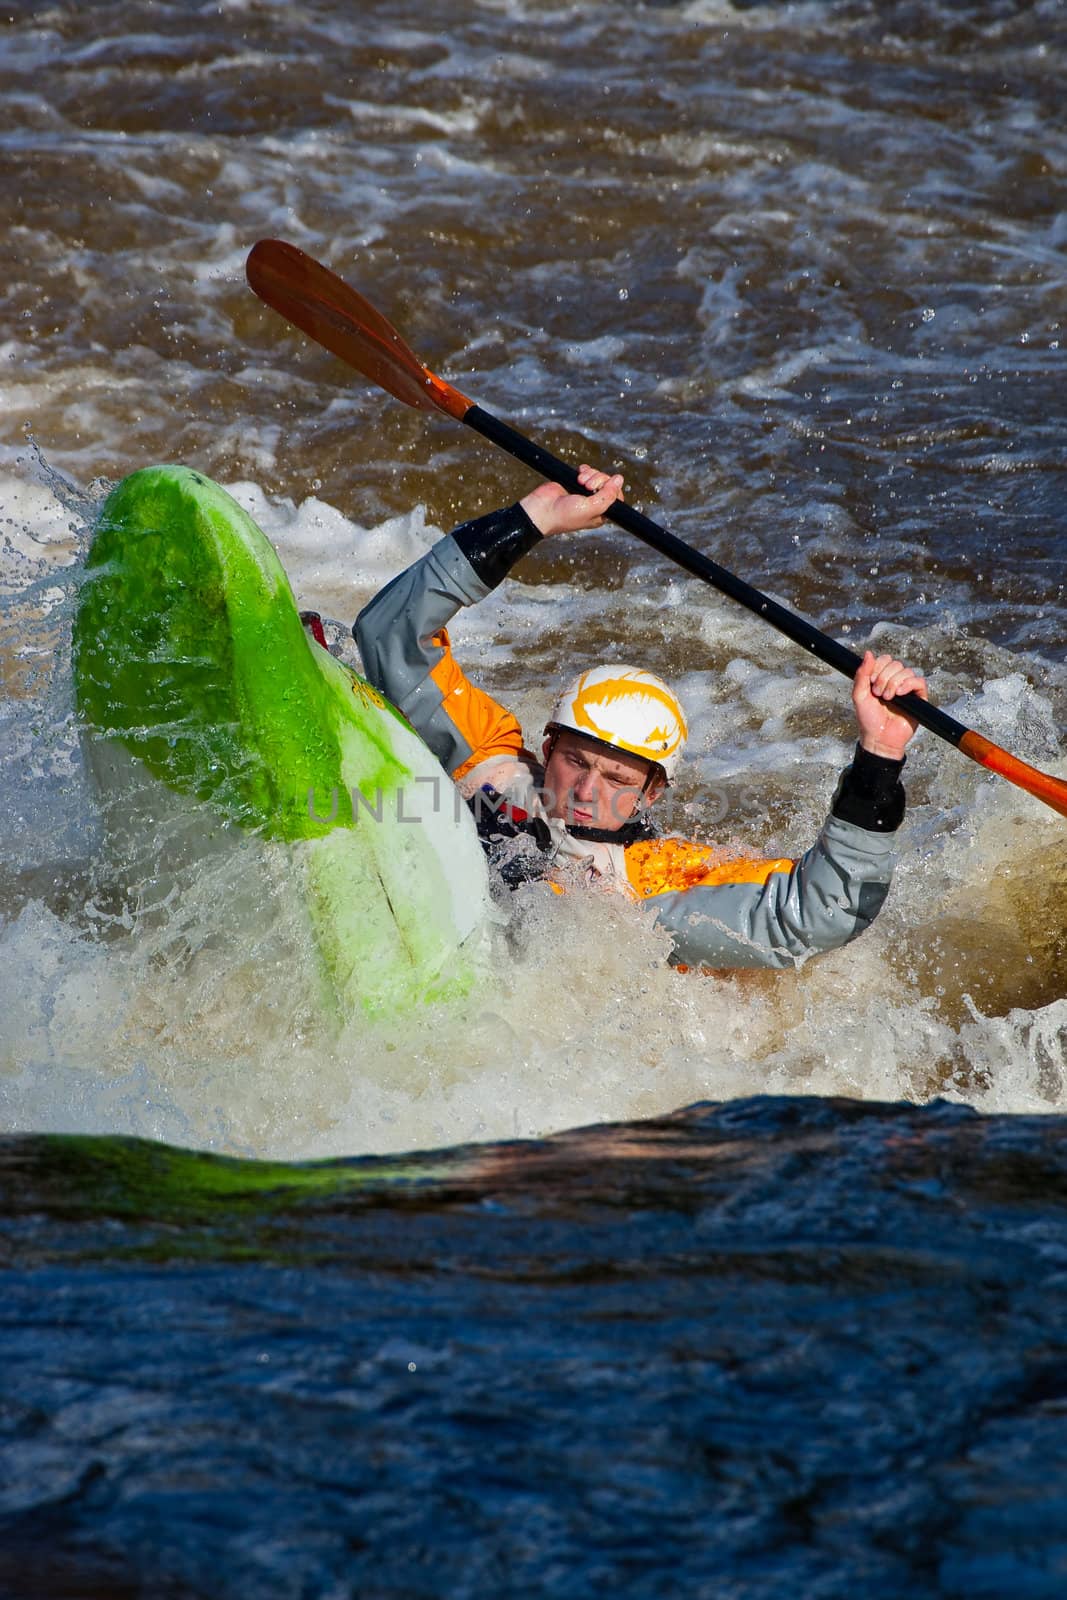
[617,288,629,301]
[921,307,935,323]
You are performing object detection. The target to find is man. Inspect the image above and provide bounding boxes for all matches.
[355,466,928,971]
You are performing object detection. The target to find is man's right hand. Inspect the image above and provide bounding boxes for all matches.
[520,464,624,537]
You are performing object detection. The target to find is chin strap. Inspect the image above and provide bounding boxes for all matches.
[565,813,659,846]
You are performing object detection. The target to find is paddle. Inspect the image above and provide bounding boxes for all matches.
[246,238,1067,822]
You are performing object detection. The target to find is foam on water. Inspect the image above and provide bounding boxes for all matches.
[1,465,1063,1161]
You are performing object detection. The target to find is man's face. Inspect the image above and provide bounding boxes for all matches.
[541,730,663,832]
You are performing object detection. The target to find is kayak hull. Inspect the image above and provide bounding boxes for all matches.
[73,465,490,1017]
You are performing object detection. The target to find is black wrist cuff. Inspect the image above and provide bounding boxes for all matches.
[832,743,906,833]
[451,503,542,590]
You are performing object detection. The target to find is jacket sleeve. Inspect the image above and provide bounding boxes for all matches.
[645,747,906,970]
[646,812,898,970]
[354,504,541,780]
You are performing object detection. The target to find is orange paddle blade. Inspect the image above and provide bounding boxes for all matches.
[959,732,1067,819]
[246,239,472,420]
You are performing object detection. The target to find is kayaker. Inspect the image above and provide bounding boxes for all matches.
[354,467,928,970]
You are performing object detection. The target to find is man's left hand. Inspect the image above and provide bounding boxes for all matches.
[853,651,928,759]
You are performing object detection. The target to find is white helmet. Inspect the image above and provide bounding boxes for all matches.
[546,665,688,781]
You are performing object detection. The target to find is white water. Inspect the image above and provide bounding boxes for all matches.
[2,0,1064,1159]
[2,457,1064,1160]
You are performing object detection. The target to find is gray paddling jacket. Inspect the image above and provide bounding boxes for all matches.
[355,504,905,971]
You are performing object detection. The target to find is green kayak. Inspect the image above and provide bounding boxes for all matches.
[73,465,490,1018]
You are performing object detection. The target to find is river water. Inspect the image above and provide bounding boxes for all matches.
[1,1,1065,1593]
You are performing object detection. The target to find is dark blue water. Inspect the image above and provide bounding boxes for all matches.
[3,1096,1067,1598]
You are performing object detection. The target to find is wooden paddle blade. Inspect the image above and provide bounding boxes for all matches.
[246,240,472,419]
[959,731,1067,819]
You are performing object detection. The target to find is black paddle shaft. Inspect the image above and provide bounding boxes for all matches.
[463,404,966,751]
